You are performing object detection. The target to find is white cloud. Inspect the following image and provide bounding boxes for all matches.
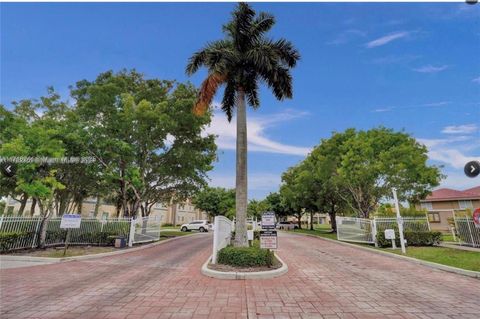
[472,76,480,84]
[371,101,450,113]
[441,124,478,134]
[417,135,480,169]
[366,31,409,48]
[413,65,449,73]
[327,29,366,45]
[440,170,480,190]
[205,107,311,156]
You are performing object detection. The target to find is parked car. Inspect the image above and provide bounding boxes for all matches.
[276,221,299,230]
[180,220,211,232]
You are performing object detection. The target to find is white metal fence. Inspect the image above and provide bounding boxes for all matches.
[0,215,160,252]
[374,217,430,232]
[336,217,375,244]
[336,216,431,245]
[453,214,480,248]
[130,216,161,245]
[212,215,232,264]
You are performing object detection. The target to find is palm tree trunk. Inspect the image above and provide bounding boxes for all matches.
[234,89,248,247]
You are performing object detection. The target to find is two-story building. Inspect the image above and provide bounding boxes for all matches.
[4,197,208,225]
[416,186,480,232]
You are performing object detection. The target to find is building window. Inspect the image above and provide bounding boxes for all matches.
[428,212,441,223]
[458,200,473,210]
[89,211,94,218]
[102,212,109,220]
[420,202,433,210]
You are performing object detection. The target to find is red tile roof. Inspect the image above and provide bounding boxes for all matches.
[423,187,480,201]
[464,186,480,196]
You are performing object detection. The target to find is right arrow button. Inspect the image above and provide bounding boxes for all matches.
[465,161,480,178]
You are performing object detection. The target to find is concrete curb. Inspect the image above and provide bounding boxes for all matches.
[291,232,480,279]
[201,253,288,280]
[0,233,205,263]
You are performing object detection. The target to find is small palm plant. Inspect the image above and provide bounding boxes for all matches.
[186,2,300,247]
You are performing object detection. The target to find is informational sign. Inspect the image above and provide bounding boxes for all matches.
[384,229,396,240]
[260,230,277,249]
[261,211,276,229]
[473,208,480,229]
[60,214,82,229]
[247,230,254,241]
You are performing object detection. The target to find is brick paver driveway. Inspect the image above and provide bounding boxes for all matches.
[1,232,479,319]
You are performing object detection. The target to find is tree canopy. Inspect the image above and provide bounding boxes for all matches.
[191,186,235,219]
[278,127,442,223]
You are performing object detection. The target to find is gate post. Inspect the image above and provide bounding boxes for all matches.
[31,217,41,248]
[372,218,378,247]
[128,218,136,247]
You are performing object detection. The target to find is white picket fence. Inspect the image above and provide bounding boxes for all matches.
[453,214,480,248]
[212,215,232,264]
[0,215,160,252]
[336,216,431,246]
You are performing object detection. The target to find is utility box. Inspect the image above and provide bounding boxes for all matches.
[114,236,126,248]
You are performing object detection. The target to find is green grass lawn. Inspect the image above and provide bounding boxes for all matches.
[441,233,456,242]
[14,246,116,258]
[385,246,480,272]
[292,227,338,240]
[160,226,181,231]
[160,230,194,238]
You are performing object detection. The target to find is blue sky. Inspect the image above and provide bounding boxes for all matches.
[1,2,479,199]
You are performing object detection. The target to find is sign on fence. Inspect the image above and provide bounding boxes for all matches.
[260,230,277,249]
[261,211,275,229]
[60,214,82,229]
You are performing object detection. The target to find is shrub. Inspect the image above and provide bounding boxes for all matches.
[376,230,442,247]
[0,231,31,252]
[217,245,274,267]
[162,223,174,227]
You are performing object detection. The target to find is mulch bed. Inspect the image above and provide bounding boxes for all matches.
[208,257,282,273]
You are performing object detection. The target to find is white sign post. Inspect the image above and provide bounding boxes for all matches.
[260,230,277,249]
[60,214,81,256]
[392,188,406,254]
[261,211,276,229]
[261,212,277,250]
[384,229,396,249]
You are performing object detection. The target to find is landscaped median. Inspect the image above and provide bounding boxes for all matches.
[290,227,480,275]
[201,241,288,279]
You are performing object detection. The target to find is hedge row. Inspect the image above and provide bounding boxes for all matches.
[217,245,274,267]
[376,230,442,248]
[0,229,129,253]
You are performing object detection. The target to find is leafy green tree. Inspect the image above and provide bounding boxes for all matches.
[280,166,309,229]
[186,3,300,246]
[247,199,269,219]
[71,70,217,217]
[337,128,442,218]
[191,187,235,219]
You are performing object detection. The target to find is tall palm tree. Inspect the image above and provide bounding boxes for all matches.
[186,2,300,247]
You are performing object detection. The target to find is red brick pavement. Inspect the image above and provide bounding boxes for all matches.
[1,232,479,319]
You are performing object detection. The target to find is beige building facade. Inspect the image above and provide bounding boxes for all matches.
[415,186,480,232]
[5,197,208,225]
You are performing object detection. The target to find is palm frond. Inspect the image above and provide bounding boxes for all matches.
[272,39,301,68]
[193,72,227,116]
[221,80,237,121]
[251,12,275,38]
[186,50,207,76]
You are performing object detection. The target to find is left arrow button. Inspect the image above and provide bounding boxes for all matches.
[1,162,16,177]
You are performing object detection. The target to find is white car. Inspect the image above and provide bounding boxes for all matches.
[180,220,211,232]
